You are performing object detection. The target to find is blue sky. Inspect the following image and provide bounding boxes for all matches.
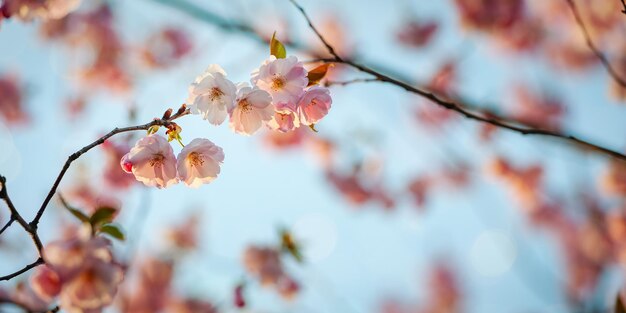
[1,0,625,312]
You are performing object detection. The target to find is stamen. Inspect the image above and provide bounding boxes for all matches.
[209,87,224,101]
[188,152,205,166]
[150,154,165,167]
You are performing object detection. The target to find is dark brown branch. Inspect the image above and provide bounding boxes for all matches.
[288,0,626,162]
[30,109,189,228]
[324,78,380,87]
[0,258,44,281]
[565,0,626,88]
[0,108,189,282]
[621,0,626,14]
[0,217,14,235]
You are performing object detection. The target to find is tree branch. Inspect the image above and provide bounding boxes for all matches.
[288,0,626,162]
[0,258,44,281]
[621,0,626,15]
[565,0,626,88]
[0,108,189,282]
[324,78,380,87]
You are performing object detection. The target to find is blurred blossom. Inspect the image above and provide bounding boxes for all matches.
[164,214,199,250]
[396,19,439,48]
[509,86,565,131]
[601,159,626,197]
[487,156,544,212]
[102,139,136,190]
[140,27,192,68]
[243,245,300,299]
[1,0,81,22]
[0,74,28,126]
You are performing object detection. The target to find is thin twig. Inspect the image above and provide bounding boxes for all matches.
[565,0,626,88]
[0,258,44,281]
[288,0,626,162]
[324,78,380,87]
[151,0,626,161]
[621,0,626,15]
[0,217,15,235]
[0,108,189,282]
[30,109,189,228]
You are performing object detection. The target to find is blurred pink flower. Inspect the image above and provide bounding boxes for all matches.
[141,27,192,68]
[176,138,224,188]
[30,266,61,303]
[186,64,237,125]
[252,55,308,104]
[396,20,438,48]
[0,74,28,125]
[1,0,81,21]
[121,135,178,189]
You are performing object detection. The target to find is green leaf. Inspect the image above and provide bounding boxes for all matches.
[67,207,89,223]
[307,63,332,87]
[89,207,116,227]
[616,295,626,313]
[270,32,286,59]
[100,224,125,241]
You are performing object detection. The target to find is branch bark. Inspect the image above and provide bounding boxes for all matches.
[0,108,189,282]
[287,0,626,162]
[565,0,626,88]
[150,0,626,162]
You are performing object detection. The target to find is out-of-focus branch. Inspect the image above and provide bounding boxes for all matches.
[565,0,626,88]
[621,0,626,14]
[0,108,190,282]
[288,0,626,162]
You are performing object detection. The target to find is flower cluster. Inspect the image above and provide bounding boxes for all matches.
[121,135,224,189]
[186,41,333,136]
[243,246,299,299]
[30,232,124,313]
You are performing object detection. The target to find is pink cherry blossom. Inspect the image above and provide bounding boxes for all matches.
[228,83,274,135]
[251,55,307,104]
[186,64,237,125]
[43,235,124,313]
[267,101,300,132]
[176,138,224,188]
[297,86,332,126]
[30,266,61,302]
[121,135,178,189]
[58,258,123,313]
[1,0,81,21]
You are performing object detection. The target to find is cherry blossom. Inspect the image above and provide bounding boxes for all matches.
[42,234,124,313]
[228,83,274,135]
[121,135,178,189]
[251,55,307,104]
[1,0,81,21]
[176,138,224,188]
[267,101,300,132]
[297,86,332,126]
[186,64,237,125]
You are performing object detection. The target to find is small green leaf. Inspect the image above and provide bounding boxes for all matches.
[307,63,332,87]
[67,207,90,223]
[100,224,125,241]
[89,207,116,227]
[270,32,287,59]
